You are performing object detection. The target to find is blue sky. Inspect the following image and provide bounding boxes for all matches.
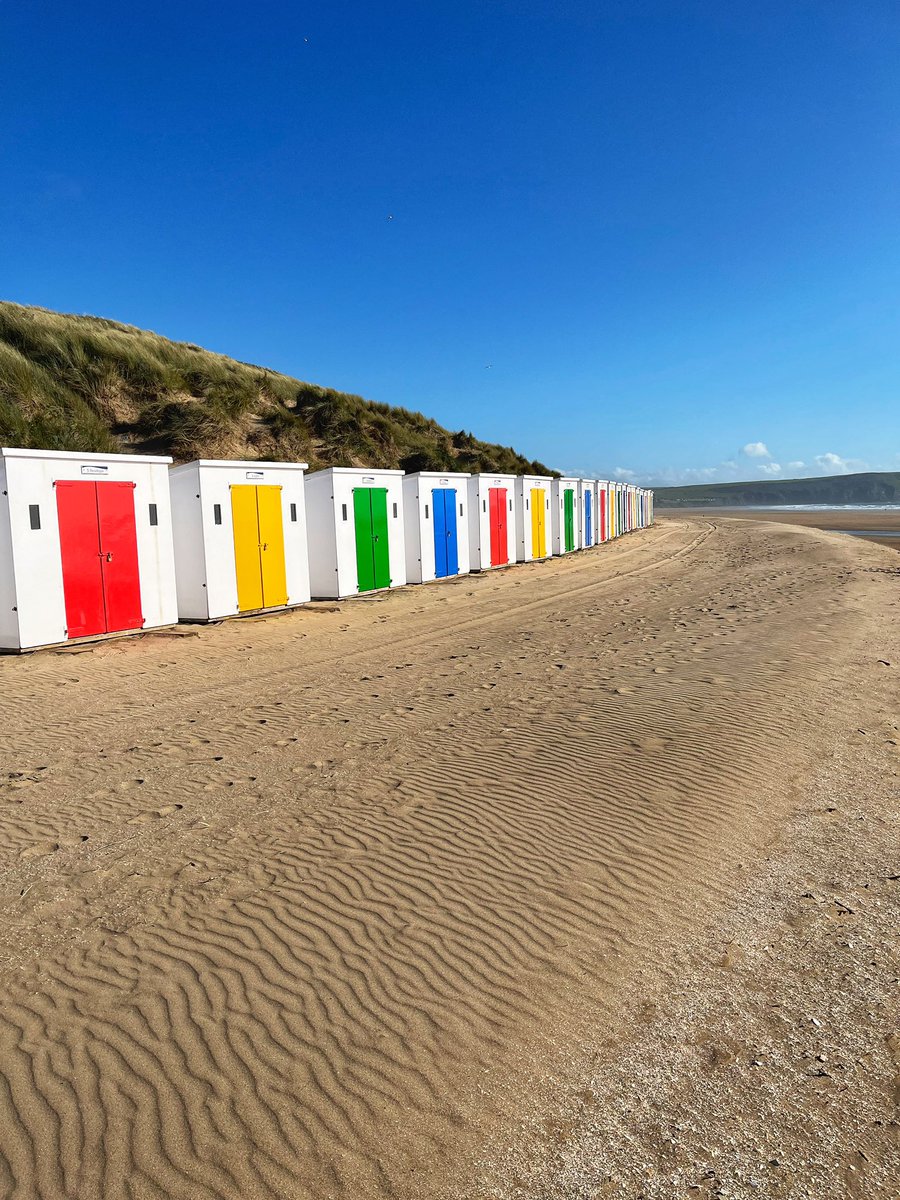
[2,1,898,484]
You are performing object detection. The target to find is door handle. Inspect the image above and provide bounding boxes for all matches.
[105,553,113,562]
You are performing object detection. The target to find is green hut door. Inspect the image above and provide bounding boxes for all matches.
[353,487,391,592]
[563,488,575,552]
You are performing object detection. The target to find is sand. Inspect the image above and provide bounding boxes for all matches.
[665,507,900,551]
[0,516,897,1199]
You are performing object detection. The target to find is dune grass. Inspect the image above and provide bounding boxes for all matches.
[0,302,557,474]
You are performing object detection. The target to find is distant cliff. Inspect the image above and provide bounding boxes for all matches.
[656,472,900,507]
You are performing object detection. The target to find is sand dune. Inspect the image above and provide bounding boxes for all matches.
[0,517,896,1198]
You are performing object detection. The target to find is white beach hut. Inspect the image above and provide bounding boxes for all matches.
[619,480,628,537]
[168,459,310,621]
[402,471,471,584]
[580,479,598,548]
[467,473,517,570]
[0,447,177,652]
[305,467,406,599]
[514,475,553,563]
[610,482,621,538]
[596,481,610,543]
[551,477,581,555]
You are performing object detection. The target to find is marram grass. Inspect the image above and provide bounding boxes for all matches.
[0,301,558,475]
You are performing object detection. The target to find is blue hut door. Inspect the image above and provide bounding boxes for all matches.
[432,488,447,577]
[432,487,458,577]
[584,490,592,545]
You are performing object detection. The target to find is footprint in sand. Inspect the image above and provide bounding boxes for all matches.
[201,776,257,791]
[4,774,44,790]
[628,736,671,754]
[128,803,184,823]
[20,840,60,859]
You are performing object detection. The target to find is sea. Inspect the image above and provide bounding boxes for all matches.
[726,504,900,512]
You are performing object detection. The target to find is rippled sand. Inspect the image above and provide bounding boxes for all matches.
[0,517,896,1198]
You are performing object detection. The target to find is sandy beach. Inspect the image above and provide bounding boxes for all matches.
[663,507,900,551]
[1,516,897,1199]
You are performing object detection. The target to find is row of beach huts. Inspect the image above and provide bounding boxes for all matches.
[0,447,654,652]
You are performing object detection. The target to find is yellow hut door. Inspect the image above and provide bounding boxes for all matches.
[530,487,546,558]
[231,484,288,612]
[256,485,288,606]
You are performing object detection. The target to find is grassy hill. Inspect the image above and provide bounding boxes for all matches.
[656,473,900,506]
[0,301,557,475]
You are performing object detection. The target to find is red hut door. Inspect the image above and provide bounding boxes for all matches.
[488,487,508,566]
[56,480,143,639]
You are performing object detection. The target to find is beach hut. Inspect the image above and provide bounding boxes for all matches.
[610,483,617,537]
[580,479,598,548]
[305,468,406,599]
[0,447,177,652]
[168,460,310,621]
[402,471,471,584]
[551,477,580,555]
[467,473,517,570]
[514,475,553,563]
[596,481,609,543]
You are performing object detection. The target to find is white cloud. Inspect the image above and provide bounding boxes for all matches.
[742,442,771,459]
[815,452,845,470]
[632,464,739,487]
[813,451,868,474]
[595,449,871,488]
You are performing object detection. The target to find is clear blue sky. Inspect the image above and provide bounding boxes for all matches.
[2,1,898,484]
